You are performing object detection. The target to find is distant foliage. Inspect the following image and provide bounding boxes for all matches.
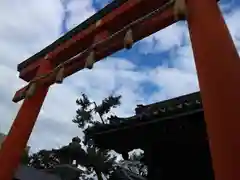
[28,150,60,169]
[27,93,147,179]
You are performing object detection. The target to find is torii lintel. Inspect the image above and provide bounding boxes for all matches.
[13,0,178,103]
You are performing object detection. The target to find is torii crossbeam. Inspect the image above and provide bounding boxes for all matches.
[0,0,239,180]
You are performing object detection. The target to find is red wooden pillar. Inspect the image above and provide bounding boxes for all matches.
[0,60,51,180]
[186,0,240,180]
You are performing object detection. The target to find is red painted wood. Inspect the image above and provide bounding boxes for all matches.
[13,6,175,103]
[0,60,51,180]
[19,61,42,82]
[18,0,170,82]
[93,30,109,44]
[186,0,240,180]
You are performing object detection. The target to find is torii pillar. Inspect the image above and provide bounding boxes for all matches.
[0,60,51,180]
[185,0,240,180]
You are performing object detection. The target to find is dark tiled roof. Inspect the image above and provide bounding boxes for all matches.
[86,91,202,136]
[85,91,207,153]
[15,165,61,180]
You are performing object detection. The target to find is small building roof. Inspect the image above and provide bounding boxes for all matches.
[85,91,206,153]
[87,91,202,135]
[15,165,61,180]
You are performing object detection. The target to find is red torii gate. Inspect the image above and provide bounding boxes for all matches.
[0,0,239,180]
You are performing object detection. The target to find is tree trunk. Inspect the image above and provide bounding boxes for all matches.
[94,168,103,180]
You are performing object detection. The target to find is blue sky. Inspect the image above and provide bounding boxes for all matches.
[0,0,239,152]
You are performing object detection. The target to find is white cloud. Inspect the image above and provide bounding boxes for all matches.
[138,22,188,54]
[64,0,95,30]
[170,43,196,74]
[0,0,94,152]
[0,66,24,133]
[0,0,64,69]
[224,8,240,54]
[66,57,150,117]
[138,5,240,55]
[137,5,240,103]
[0,0,239,153]
[148,67,199,102]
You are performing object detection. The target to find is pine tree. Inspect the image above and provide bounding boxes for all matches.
[73,93,121,128]
[72,93,122,179]
[27,93,122,180]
